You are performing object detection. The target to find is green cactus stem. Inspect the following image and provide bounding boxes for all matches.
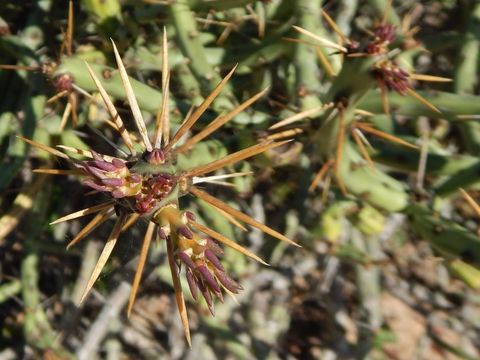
[55,56,172,115]
[360,90,480,119]
[169,0,235,111]
[407,204,480,268]
[339,141,408,212]
[190,0,253,12]
[369,0,401,26]
[454,2,480,154]
[55,56,269,125]
[293,0,324,110]
[372,143,480,177]
[447,259,480,289]
[434,161,480,196]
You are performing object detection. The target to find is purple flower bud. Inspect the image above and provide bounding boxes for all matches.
[111,189,126,198]
[197,265,220,293]
[177,251,196,270]
[375,24,396,43]
[90,160,117,172]
[147,149,165,164]
[206,238,224,256]
[214,268,242,293]
[397,69,409,80]
[112,158,125,169]
[177,225,193,239]
[84,165,106,179]
[185,211,196,222]
[101,178,124,187]
[149,175,171,188]
[197,281,214,315]
[82,180,107,192]
[158,227,167,240]
[130,174,142,183]
[135,195,153,213]
[186,269,198,301]
[204,249,224,271]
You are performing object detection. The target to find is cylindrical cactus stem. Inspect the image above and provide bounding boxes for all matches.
[175,62,204,106]
[324,57,378,107]
[311,100,408,212]
[434,161,480,197]
[54,56,185,118]
[351,228,383,331]
[372,143,479,177]
[339,141,408,212]
[334,0,359,37]
[454,3,480,95]
[293,0,325,110]
[360,90,480,119]
[447,260,480,289]
[316,100,360,153]
[454,3,480,153]
[368,0,401,26]
[407,204,480,268]
[55,56,271,130]
[169,0,235,112]
[190,0,253,12]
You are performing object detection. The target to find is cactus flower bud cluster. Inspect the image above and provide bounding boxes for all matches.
[366,24,396,54]
[157,205,242,316]
[134,172,176,215]
[77,151,142,198]
[374,59,411,95]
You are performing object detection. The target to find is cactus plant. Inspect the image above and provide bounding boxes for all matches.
[2,1,480,358]
[19,37,297,345]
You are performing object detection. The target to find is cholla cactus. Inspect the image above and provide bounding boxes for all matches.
[269,8,451,207]
[20,34,297,345]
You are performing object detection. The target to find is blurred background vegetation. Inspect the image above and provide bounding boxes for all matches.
[1,0,480,359]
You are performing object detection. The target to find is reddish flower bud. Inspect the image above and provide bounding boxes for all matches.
[82,180,107,192]
[374,24,396,43]
[186,269,198,301]
[130,174,142,183]
[206,238,224,256]
[84,165,105,179]
[101,178,124,187]
[111,189,126,198]
[214,268,242,293]
[158,227,167,240]
[146,149,165,165]
[184,211,196,222]
[178,225,193,239]
[177,251,196,270]
[112,158,125,168]
[197,265,221,293]
[204,249,224,272]
[90,160,117,172]
[54,74,73,92]
[197,280,214,315]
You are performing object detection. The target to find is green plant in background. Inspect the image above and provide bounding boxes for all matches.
[0,2,82,132]
[267,2,480,285]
